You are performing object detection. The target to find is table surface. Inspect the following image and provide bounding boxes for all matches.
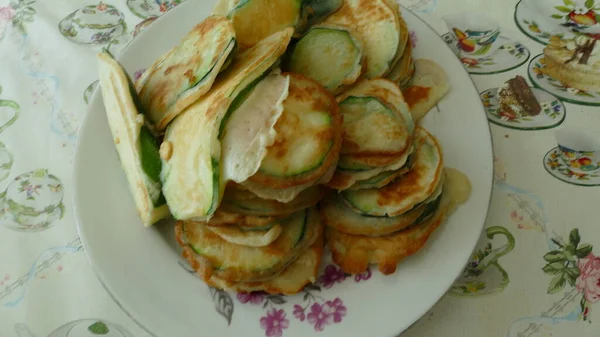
[1,0,599,336]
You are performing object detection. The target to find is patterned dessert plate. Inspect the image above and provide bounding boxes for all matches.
[528,54,600,106]
[480,87,566,130]
[515,0,600,45]
[73,1,494,337]
[544,147,600,186]
[442,33,531,75]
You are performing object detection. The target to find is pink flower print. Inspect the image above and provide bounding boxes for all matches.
[576,252,600,304]
[57,265,63,272]
[4,274,10,281]
[237,291,265,305]
[318,264,346,288]
[293,304,305,322]
[134,69,146,81]
[0,6,16,21]
[260,308,289,337]
[409,30,417,48]
[354,268,372,282]
[325,298,347,323]
[307,303,331,331]
[307,298,346,331]
[97,2,108,11]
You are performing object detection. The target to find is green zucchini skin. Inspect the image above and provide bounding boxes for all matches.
[288,26,363,94]
[137,16,237,131]
[177,206,322,282]
[246,72,343,190]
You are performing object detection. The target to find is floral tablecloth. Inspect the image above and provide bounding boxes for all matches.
[0,0,599,336]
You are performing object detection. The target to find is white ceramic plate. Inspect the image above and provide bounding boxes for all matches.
[74,2,494,337]
[515,0,600,45]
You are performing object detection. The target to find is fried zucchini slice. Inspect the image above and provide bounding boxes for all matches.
[221,184,326,216]
[176,207,322,282]
[97,51,169,226]
[224,0,302,49]
[288,25,363,94]
[322,0,401,79]
[326,169,471,275]
[206,234,324,295]
[137,16,236,131]
[161,29,293,221]
[340,127,444,216]
[247,73,343,189]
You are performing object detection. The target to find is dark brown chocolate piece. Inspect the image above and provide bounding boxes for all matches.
[504,75,541,116]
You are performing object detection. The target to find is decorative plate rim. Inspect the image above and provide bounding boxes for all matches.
[514,0,551,46]
[441,33,532,75]
[528,53,600,107]
[479,87,567,131]
[543,147,600,187]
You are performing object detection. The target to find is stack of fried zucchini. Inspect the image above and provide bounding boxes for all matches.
[97,0,466,295]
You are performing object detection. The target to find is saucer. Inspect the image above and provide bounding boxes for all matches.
[442,34,531,75]
[58,3,126,45]
[528,54,600,106]
[515,0,600,45]
[480,87,566,130]
[0,169,65,232]
[543,147,600,187]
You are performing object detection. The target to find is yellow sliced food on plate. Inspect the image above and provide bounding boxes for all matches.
[161,28,293,222]
[402,59,450,123]
[206,224,283,247]
[136,16,236,131]
[97,51,170,226]
[322,0,401,79]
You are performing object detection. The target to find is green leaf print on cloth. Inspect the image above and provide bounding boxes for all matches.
[542,228,598,321]
[0,85,20,134]
[8,0,36,34]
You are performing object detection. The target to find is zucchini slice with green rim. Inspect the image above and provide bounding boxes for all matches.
[206,234,324,295]
[288,26,363,94]
[205,209,289,229]
[177,207,322,282]
[242,159,337,203]
[337,96,409,170]
[137,16,236,131]
[97,51,169,226]
[349,152,414,190]
[327,142,413,191]
[338,78,414,136]
[320,193,428,236]
[340,127,444,216]
[161,28,293,221]
[247,73,343,189]
[226,0,302,49]
[322,0,401,79]
[387,40,413,85]
[221,184,326,216]
[206,224,283,247]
